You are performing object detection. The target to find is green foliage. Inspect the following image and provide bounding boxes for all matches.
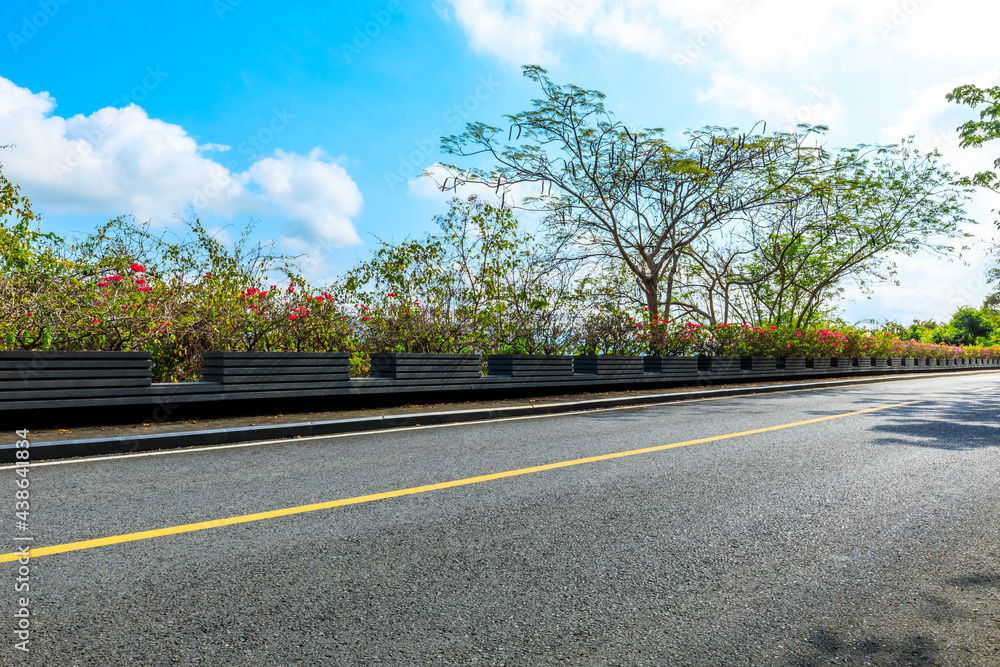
[439,66,833,320]
[341,196,577,356]
[947,80,1000,197]
[0,212,358,381]
[681,139,972,329]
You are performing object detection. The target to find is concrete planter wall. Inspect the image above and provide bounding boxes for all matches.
[573,355,645,377]
[831,357,853,369]
[486,354,573,379]
[854,357,873,369]
[777,357,808,371]
[4,349,997,422]
[0,351,152,402]
[704,356,741,373]
[201,351,349,386]
[369,353,481,381]
[741,357,777,372]
[643,356,700,376]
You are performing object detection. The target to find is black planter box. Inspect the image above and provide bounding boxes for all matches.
[807,357,832,370]
[486,354,573,378]
[643,356,699,375]
[202,351,350,384]
[853,357,872,369]
[872,358,888,368]
[703,356,741,373]
[887,357,903,367]
[831,357,853,369]
[777,357,808,371]
[0,351,153,401]
[741,357,776,372]
[369,352,481,381]
[574,355,645,377]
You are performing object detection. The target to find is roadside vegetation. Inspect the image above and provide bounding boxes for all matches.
[2,68,999,381]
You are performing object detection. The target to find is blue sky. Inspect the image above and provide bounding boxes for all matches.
[1,0,999,324]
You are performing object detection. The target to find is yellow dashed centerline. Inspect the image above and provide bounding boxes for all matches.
[0,400,921,563]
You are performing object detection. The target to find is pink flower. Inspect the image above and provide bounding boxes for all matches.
[97,281,109,287]
[129,263,145,273]
[91,318,101,323]
[361,315,370,321]
[204,273,212,279]
[289,314,298,321]
[387,292,397,298]
[106,275,123,282]
[136,278,146,285]
[137,285,153,292]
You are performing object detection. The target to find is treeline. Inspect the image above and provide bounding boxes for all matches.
[2,66,997,381]
[902,304,1000,347]
[2,192,996,382]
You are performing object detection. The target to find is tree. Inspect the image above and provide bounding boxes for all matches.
[947,78,1000,301]
[664,141,972,328]
[947,80,1000,198]
[949,306,995,345]
[0,148,62,273]
[436,65,831,320]
[341,196,576,354]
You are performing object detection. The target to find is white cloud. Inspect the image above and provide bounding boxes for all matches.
[840,250,996,325]
[697,73,843,129]
[880,69,1000,181]
[444,0,1000,71]
[444,0,675,65]
[0,76,363,247]
[249,148,362,245]
[836,68,1000,324]
[408,163,548,211]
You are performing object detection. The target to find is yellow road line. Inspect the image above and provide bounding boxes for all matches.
[0,400,921,564]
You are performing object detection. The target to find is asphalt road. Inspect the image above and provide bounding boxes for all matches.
[1,373,998,666]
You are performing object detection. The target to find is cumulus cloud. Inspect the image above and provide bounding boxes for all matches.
[0,76,363,247]
[697,73,843,130]
[443,0,1000,71]
[249,149,362,245]
[880,69,1000,182]
[408,163,550,211]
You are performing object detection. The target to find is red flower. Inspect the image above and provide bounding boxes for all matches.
[129,263,145,273]
[97,281,109,287]
[204,273,212,278]
[136,278,146,285]
[289,314,298,321]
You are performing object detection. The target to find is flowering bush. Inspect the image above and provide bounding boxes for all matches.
[632,317,1000,360]
[0,216,362,381]
[3,192,999,383]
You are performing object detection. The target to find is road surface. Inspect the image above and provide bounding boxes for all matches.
[2,373,999,665]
